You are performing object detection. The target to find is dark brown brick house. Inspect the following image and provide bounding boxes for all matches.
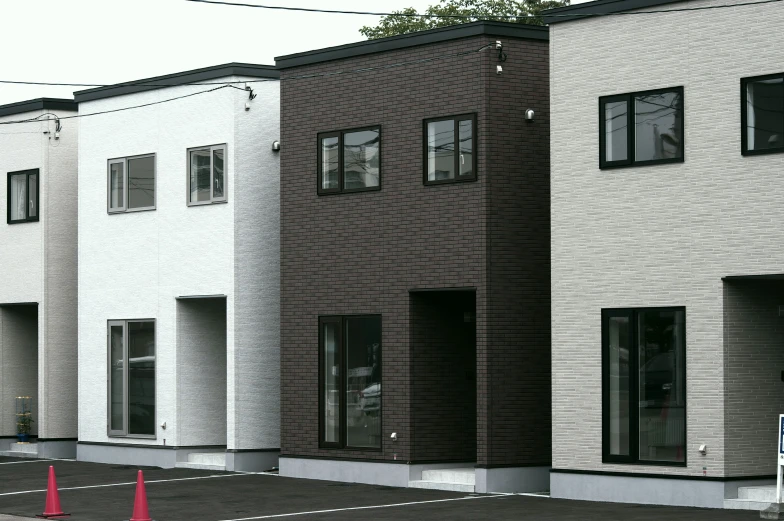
[276,21,551,493]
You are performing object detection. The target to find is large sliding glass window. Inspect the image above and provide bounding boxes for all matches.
[108,320,156,437]
[188,144,227,205]
[603,308,686,465]
[319,315,381,449]
[424,114,477,185]
[108,154,156,213]
[317,127,380,195]
[7,169,39,224]
[742,73,784,156]
[599,88,684,169]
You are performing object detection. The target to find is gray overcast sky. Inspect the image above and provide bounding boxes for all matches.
[0,0,589,106]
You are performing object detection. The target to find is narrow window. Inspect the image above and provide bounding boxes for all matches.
[7,169,40,224]
[424,114,477,185]
[317,127,380,195]
[742,73,784,155]
[107,155,156,213]
[600,88,684,169]
[603,308,686,465]
[319,315,382,449]
[188,144,227,205]
[108,320,156,437]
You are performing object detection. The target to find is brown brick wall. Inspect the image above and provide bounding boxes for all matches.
[280,31,550,467]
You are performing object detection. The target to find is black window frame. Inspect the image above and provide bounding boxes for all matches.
[316,126,382,195]
[741,72,784,157]
[7,169,40,224]
[423,113,478,186]
[318,314,382,451]
[601,306,687,466]
[599,87,685,170]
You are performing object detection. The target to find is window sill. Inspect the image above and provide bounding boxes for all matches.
[187,200,229,207]
[107,207,156,215]
[7,218,40,225]
[600,158,684,170]
[424,176,477,186]
[317,187,381,196]
[108,434,157,440]
[742,147,784,157]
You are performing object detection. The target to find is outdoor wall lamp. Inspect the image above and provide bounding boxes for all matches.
[699,444,707,455]
[525,109,535,122]
[390,432,397,441]
[272,141,281,152]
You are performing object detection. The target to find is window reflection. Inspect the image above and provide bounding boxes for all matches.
[637,310,685,463]
[428,120,455,181]
[608,316,630,456]
[127,156,155,209]
[746,77,784,152]
[345,317,381,448]
[321,136,339,190]
[343,130,380,190]
[128,321,155,436]
[635,91,682,161]
[605,100,628,162]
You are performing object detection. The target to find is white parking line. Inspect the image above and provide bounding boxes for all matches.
[0,459,56,465]
[216,494,510,521]
[0,472,248,496]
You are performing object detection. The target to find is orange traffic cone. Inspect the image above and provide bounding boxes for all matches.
[36,465,70,518]
[128,470,154,521]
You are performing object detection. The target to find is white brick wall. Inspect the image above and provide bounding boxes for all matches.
[551,0,784,478]
[78,78,280,449]
[0,108,78,439]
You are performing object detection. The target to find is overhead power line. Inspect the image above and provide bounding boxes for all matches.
[0,44,493,125]
[0,43,493,90]
[183,0,783,18]
[0,85,236,126]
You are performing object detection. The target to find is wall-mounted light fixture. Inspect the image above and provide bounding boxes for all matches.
[272,141,281,152]
[525,109,535,122]
[496,65,503,75]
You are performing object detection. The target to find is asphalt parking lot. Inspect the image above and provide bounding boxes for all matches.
[0,457,761,520]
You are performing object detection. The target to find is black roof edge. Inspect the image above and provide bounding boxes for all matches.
[275,21,548,69]
[543,0,687,24]
[74,63,279,103]
[0,98,77,119]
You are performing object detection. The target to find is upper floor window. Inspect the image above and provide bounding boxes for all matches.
[424,114,476,185]
[7,169,39,224]
[108,154,156,213]
[742,73,784,156]
[188,144,227,205]
[318,127,380,195]
[600,87,684,169]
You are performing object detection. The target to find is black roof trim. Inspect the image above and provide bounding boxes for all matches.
[543,0,686,24]
[0,98,77,118]
[74,63,279,103]
[275,21,547,69]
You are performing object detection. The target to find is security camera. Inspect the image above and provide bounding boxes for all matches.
[390,432,397,441]
[699,444,707,455]
[495,40,503,50]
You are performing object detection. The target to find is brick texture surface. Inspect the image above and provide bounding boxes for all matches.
[280,31,551,467]
[550,0,784,478]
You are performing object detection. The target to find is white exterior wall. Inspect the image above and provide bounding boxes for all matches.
[0,108,78,440]
[78,78,280,452]
[550,0,784,480]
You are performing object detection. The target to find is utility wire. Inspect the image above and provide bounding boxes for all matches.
[183,0,783,18]
[0,44,492,90]
[0,85,236,126]
[0,44,492,125]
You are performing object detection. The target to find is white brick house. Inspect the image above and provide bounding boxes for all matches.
[76,64,281,471]
[545,0,784,510]
[0,98,78,459]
